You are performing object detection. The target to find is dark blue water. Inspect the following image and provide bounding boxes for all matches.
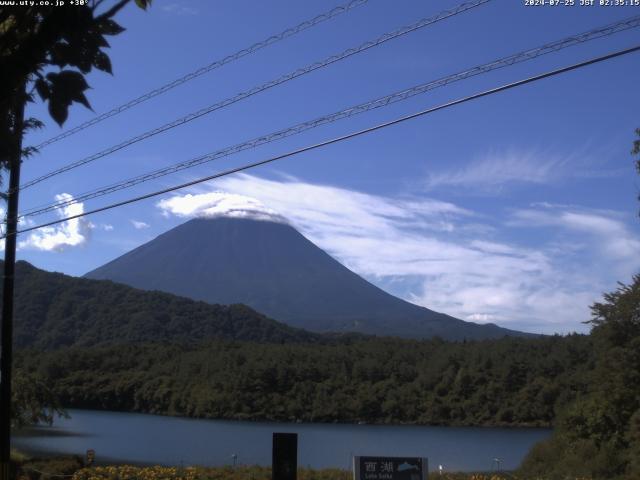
[13,409,551,472]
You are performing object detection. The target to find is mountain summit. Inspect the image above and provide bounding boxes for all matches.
[85,216,527,340]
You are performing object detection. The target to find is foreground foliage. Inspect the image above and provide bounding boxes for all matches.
[11,368,66,428]
[68,466,530,480]
[17,454,83,479]
[70,465,351,480]
[520,275,640,479]
[14,462,543,480]
[9,454,596,480]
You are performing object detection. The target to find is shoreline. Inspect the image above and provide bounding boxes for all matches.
[51,406,555,430]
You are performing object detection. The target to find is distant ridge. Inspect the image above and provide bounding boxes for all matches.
[3,260,322,349]
[85,216,530,340]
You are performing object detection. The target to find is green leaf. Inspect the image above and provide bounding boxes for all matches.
[73,91,92,110]
[45,70,93,124]
[34,78,50,101]
[49,42,75,68]
[93,50,112,74]
[98,18,125,35]
[75,48,94,74]
[21,146,39,159]
[135,0,152,10]
[47,70,90,95]
[48,99,68,126]
[23,117,45,130]
[94,34,110,49]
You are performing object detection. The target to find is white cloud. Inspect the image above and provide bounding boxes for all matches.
[510,206,640,268]
[466,313,497,322]
[89,222,114,232]
[151,174,638,334]
[18,193,91,252]
[157,191,288,224]
[425,149,568,192]
[131,220,150,230]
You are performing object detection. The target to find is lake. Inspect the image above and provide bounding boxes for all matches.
[13,409,551,472]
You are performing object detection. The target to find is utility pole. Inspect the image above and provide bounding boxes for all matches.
[0,82,25,480]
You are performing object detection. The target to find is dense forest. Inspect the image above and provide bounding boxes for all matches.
[16,334,591,427]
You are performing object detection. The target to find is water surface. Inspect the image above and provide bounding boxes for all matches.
[14,409,551,472]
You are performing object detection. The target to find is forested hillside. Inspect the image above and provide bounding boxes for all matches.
[17,334,592,427]
[4,260,322,348]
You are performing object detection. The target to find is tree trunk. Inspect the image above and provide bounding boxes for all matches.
[0,82,25,480]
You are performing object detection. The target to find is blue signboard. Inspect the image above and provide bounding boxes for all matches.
[353,456,428,480]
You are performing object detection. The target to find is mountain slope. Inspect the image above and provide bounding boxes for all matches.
[85,217,528,340]
[3,260,321,349]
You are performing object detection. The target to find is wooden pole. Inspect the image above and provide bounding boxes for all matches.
[0,82,25,480]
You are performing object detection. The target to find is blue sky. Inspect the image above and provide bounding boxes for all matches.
[7,0,640,334]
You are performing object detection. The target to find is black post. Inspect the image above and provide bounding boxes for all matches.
[272,432,297,480]
[0,83,25,480]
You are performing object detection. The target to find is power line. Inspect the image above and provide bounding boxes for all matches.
[19,13,639,216]
[8,44,640,239]
[32,0,370,150]
[18,15,640,219]
[20,0,491,192]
